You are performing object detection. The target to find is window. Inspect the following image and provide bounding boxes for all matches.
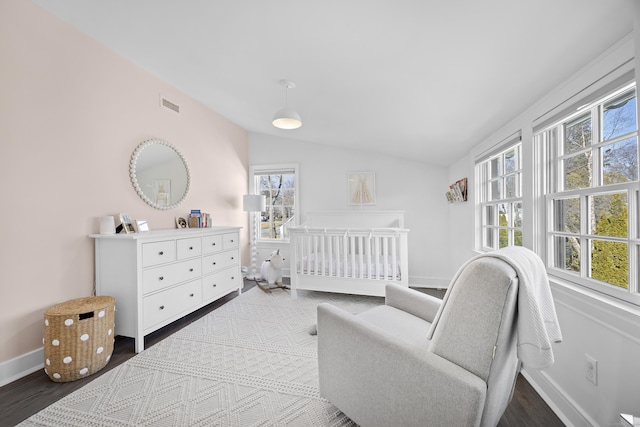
[250,164,298,241]
[536,82,638,303]
[476,137,523,251]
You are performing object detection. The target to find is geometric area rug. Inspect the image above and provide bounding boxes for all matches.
[18,287,383,426]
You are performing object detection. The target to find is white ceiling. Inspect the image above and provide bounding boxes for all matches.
[33,0,635,166]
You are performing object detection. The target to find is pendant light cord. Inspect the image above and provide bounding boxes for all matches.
[284,86,289,108]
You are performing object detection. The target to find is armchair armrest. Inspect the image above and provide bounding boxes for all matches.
[385,284,442,323]
[318,303,486,427]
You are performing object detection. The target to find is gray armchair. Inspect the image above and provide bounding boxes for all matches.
[318,247,560,427]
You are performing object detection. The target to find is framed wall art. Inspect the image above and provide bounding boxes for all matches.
[348,171,376,206]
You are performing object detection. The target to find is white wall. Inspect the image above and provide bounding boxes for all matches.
[447,156,477,272]
[447,31,640,426]
[249,133,451,287]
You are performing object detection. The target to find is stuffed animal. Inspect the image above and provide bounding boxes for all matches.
[260,250,284,285]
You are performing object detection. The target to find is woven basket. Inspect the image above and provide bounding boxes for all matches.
[43,296,116,382]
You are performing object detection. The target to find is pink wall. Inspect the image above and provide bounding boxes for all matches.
[0,1,249,364]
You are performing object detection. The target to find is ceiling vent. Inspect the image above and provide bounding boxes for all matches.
[160,96,180,113]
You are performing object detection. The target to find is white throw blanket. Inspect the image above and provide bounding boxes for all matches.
[429,246,562,370]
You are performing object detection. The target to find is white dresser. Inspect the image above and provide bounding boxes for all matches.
[90,227,242,353]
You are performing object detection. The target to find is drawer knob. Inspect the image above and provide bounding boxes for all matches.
[212,262,217,265]
[231,256,234,260]
[189,293,194,297]
[159,276,164,281]
[159,251,164,255]
[189,268,194,272]
[231,276,235,280]
[189,246,193,250]
[230,240,234,243]
[159,305,165,310]
[212,243,216,246]
[213,284,217,287]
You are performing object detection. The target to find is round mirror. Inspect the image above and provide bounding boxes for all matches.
[129,139,190,210]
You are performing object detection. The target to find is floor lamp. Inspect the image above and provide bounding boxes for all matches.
[243,194,266,280]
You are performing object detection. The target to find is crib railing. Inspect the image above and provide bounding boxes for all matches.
[290,226,409,282]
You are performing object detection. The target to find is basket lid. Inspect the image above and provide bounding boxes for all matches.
[45,296,115,316]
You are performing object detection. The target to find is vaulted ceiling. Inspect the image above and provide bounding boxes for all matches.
[34,0,635,166]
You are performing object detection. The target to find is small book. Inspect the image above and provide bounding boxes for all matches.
[190,209,202,228]
[189,216,199,228]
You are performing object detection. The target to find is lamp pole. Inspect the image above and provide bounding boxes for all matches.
[243,195,266,280]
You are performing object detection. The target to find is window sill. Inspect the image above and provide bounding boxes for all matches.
[548,274,640,332]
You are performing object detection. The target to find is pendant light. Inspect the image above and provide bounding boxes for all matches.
[272,79,302,130]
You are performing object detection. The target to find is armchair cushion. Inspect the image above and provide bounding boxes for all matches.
[428,257,518,381]
[357,305,431,350]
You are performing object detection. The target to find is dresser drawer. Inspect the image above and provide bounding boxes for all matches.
[202,268,240,301]
[202,235,223,254]
[142,241,176,267]
[202,249,239,275]
[142,259,202,294]
[143,279,202,331]
[223,232,239,250]
[177,237,202,259]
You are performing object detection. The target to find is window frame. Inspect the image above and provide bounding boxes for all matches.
[249,163,299,243]
[475,137,524,252]
[535,81,639,305]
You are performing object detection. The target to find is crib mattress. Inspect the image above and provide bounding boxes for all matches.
[299,253,401,279]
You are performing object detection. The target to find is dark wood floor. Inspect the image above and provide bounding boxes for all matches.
[0,281,564,426]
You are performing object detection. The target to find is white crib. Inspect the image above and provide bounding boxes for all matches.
[289,212,409,298]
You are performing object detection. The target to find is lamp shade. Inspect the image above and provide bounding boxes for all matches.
[272,107,302,130]
[243,194,266,212]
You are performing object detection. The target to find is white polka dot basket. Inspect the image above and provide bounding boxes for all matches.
[43,296,116,382]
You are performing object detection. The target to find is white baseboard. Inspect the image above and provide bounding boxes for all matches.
[0,347,44,387]
[521,368,597,427]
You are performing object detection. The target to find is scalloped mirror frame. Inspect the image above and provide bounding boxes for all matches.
[129,139,191,210]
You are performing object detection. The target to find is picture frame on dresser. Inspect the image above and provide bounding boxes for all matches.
[135,219,149,232]
[119,213,135,233]
[175,217,188,228]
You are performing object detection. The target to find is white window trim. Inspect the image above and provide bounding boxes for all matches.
[475,132,523,252]
[249,163,299,243]
[534,80,639,306]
